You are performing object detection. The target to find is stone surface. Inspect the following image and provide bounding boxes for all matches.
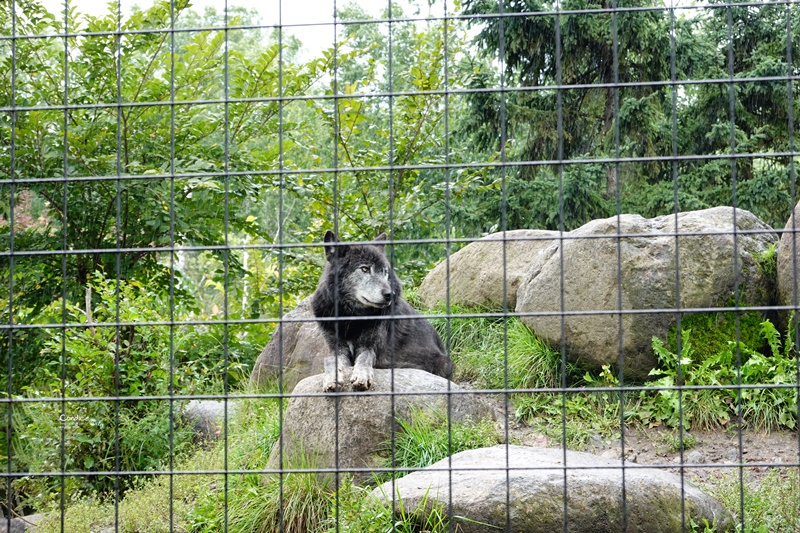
[182,400,239,441]
[0,518,25,533]
[516,207,777,380]
[685,450,706,464]
[777,201,800,327]
[249,297,327,391]
[373,445,734,533]
[268,368,496,485]
[418,229,559,310]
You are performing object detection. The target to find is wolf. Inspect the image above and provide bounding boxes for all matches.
[311,231,453,392]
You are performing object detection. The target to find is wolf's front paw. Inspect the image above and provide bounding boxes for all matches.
[323,368,345,392]
[350,366,373,391]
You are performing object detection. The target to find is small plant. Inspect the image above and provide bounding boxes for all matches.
[331,484,457,533]
[659,430,699,453]
[641,330,734,430]
[756,243,778,280]
[225,454,335,533]
[430,307,560,391]
[507,320,560,390]
[429,304,507,387]
[737,319,799,431]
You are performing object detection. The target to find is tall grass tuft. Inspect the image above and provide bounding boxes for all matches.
[430,304,560,390]
[379,410,500,480]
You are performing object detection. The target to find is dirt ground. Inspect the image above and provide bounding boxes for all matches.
[508,419,800,486]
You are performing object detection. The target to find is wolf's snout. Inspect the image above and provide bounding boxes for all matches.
[381,289,393,303]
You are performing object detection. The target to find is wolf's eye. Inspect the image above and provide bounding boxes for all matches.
[360,266,370,273]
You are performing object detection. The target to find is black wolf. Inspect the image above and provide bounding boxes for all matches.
[311,231,453,391]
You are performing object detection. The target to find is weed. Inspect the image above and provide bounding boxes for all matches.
[226,454,335,533]
[737,319,799,431]
[659,430,699,453]
[430,306,560,391]
[641,330,734,430]
[507,320,560,390]
[512,366,627,449]
[331,483,457,533]
[429,304,507,387]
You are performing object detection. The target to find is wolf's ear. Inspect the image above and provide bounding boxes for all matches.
[323,230,345,262]
[372,233,387,251]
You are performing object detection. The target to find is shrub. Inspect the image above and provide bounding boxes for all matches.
[8,272,199,509]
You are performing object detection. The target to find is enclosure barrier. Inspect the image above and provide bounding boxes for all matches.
[1,0,799,531]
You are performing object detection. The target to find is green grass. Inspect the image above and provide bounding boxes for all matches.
[659,430,699,453]
[698,469,800,532]
[376,410,500,483]
[429,304,561,390]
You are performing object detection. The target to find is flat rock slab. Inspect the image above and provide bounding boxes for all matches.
[269,368,496,485]
[373,445,733,533]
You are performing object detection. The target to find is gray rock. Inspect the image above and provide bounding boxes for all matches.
[418,229,559,310]
[724,448,740,463]
[268,368,496,485]
[777,201,800,327]
[685,450,705,464]
[516,207,777,381]
[0,518,25,533]
[249,297,327,391]
[373,445,733,533]
[16,514,44,533]
[182,400,239,441]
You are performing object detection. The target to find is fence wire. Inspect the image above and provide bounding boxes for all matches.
[1,0,800,532]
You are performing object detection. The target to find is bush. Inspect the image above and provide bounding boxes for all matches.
[5,272,216,510]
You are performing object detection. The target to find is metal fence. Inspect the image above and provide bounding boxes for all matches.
[2,0,799,531]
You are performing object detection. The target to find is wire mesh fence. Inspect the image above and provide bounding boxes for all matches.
[1,0,799,531]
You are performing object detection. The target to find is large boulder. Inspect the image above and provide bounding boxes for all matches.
[777,201,800,326]
[516,207,777,381]
[418,229,559,309]
[268,368,496,485]
[373,445,733,533]
[249,297,327,391]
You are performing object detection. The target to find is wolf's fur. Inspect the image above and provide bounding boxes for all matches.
[311,231,453,391]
